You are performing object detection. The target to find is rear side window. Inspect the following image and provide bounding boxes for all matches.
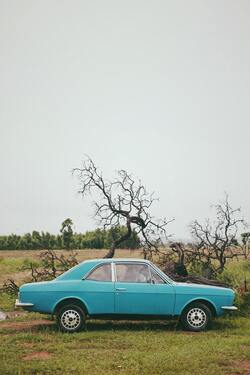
[116,263,151,283]
[86,264,112,282]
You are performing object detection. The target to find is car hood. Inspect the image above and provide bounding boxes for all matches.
[174,281,234,296]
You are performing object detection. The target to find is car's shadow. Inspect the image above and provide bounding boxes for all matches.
[82,318,238,333]
[40,317,239,334]
[1,316,238,334]
[86,319,180,332]
[31,318,181,334]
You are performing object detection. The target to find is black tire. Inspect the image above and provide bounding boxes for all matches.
[180,302,212,332]
[57,304,86,333]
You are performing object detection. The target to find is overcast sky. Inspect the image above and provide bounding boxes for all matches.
[1,0,250,239]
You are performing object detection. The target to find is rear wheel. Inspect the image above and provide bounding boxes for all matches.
[181,302,212,332]
[57,304,86,333]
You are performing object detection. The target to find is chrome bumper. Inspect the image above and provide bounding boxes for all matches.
[221,306,238,311]
[15,299,34,308]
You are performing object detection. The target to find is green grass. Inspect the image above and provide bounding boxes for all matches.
[0,313,250,375]
[0,293,16,311]
[0,256,27,273]
[0,256,41,286]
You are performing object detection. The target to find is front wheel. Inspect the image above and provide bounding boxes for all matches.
[180,302,212,332]
[57,304,86,333]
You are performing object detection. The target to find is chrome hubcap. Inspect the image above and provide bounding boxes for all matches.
[61,309,81,330]
[187,307,207,328]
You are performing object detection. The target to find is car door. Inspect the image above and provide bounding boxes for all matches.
[82,263,115,314]
[114,262,175,315]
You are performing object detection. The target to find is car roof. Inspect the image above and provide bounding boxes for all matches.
[56,257,174,283]
[81,258,151,264]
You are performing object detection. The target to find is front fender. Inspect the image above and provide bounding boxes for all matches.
[176,297,218,316]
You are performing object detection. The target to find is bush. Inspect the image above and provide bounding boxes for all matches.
[217,260,250,291]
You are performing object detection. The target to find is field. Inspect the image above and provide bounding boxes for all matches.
[0,250,250,375]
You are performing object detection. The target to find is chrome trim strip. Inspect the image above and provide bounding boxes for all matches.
[15,299,34,307]
[148,264,153,284]
[111,262,115,282]
[221,306,238,311]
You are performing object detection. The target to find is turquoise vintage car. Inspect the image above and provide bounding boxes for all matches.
[15,258,237,332]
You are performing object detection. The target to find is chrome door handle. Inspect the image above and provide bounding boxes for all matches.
[116,287,126,291]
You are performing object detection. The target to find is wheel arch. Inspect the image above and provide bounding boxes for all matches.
[181,298,217,318]
[53,297,89,316]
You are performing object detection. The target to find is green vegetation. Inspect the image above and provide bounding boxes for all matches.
[0,224,140,251]
[0,306,249,375]
[0,292,16,311]
[218,260,250,290]
[0,256,28,274]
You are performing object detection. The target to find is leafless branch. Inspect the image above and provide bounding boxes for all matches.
[73,157,173,258]
[190,194,247,273]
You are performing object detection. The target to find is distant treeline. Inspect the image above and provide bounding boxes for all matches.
[0,225,140,250]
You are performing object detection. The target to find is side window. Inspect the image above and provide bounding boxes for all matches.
[150,268,165,284]
[86,264,112,282]
[116,263,151,283]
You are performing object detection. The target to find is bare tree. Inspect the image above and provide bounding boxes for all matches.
[73,157,173,258]
[1,250,79,294]
[169,242,186,265]
[0,279,19,295]
[190,194,246,274]
[21,249,79,283]
[240,232,250,260]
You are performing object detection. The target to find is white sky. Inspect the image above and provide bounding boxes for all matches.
[0,0,250,239]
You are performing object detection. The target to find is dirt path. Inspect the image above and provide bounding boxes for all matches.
[0,318,55,331]
[22,351,52,360]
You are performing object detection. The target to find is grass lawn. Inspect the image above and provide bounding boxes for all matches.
[0,250,249,375]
